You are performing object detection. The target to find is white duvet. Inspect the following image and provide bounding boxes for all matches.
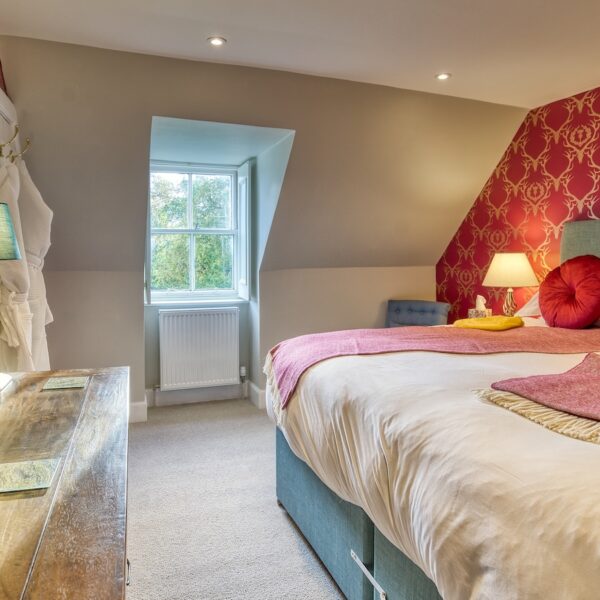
[266,326,600,600]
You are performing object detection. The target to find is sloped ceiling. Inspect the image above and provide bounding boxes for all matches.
[1,1,600,107]
[262,89,527,270]
[0,36,525,273]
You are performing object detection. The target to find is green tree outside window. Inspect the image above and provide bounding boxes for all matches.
[150,171,234,292]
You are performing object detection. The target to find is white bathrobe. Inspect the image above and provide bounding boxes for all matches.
[0,158,34,371]
[0,88,53,371]
[17,161,53,370]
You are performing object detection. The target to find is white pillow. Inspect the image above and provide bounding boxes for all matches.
[521,316,548,327]
[516,292,541,317]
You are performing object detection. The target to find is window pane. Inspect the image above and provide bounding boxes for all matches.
[195,235,233,290]
[192,175,231,229]
[151,234,190,290]
[150,172,188,228]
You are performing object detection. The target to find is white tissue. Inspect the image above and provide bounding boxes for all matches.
[475,295,487,311]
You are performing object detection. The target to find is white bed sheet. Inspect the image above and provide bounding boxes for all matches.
[266,340,600,600]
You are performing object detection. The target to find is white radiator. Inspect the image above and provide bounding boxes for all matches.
[159,307,240,391]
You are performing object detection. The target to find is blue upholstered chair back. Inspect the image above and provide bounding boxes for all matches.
[386,300,450,327]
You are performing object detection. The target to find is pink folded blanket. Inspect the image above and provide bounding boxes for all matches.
[266,326,600,409]
[492,353,600,421]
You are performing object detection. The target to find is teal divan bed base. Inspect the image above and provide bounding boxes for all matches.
[276,428,442,600]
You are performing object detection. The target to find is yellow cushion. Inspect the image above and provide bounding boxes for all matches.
[453,315,524,331]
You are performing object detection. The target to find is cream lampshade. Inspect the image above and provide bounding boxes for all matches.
[482,252,538,316]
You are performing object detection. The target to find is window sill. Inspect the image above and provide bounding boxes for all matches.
[145,297,249,308]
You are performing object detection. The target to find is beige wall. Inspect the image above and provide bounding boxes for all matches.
[0,36,526,403]
[259,266,436,384]
[45,270,145,415]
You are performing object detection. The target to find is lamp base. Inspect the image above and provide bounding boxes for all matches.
[503,288,517,317]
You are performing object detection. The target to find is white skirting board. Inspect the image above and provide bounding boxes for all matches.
[249,381,266,410]
[148,383,244,408]
[130,398,148,423]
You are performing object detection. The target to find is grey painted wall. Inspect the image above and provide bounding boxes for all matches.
[250,134,295,383]
[0,36,527,402]
[254,134,295,268]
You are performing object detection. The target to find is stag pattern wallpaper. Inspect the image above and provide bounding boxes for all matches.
[437,87,600,321]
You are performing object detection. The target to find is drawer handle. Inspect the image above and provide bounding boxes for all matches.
[350,549,387,600]
[126,558,131,586]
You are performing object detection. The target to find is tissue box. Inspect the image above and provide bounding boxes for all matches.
[468,308,492,319]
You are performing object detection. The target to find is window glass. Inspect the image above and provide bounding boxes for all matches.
[148,166,245,300]
[150,172,188,229]
[151,234,190,290]
[195,235,233,290]
[192,174,231,229]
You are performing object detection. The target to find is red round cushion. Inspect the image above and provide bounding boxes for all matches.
[539,255,600,328]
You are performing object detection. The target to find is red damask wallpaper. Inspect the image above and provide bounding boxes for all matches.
[437,86,600,321]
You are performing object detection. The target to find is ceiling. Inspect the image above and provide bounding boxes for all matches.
[1,1,599,108]
[150,117,293,166]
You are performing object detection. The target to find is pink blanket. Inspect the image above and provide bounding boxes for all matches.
[492,353,600,420]
[267,326,600,408]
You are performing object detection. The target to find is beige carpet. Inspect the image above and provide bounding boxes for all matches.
[127,399,344,600]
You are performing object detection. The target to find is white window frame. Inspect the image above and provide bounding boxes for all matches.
[147,161,245,303]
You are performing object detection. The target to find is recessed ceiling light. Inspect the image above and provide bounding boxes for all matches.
[208,36,227,47]
[435,72,451,81]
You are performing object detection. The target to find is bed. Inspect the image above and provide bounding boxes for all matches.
[266,220,600,600]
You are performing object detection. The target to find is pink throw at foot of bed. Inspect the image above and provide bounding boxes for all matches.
[266,326,600,408]
[492,352,600,421]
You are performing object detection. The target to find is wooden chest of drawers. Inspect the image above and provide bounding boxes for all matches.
[0,367,129,600]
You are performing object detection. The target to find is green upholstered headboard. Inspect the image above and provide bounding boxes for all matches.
[560,220,600,262]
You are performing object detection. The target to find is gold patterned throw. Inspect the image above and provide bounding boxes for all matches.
[477,389,600,445]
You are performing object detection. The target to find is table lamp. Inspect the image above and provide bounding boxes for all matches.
[0,202,21,392]
[482,252,538,316]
